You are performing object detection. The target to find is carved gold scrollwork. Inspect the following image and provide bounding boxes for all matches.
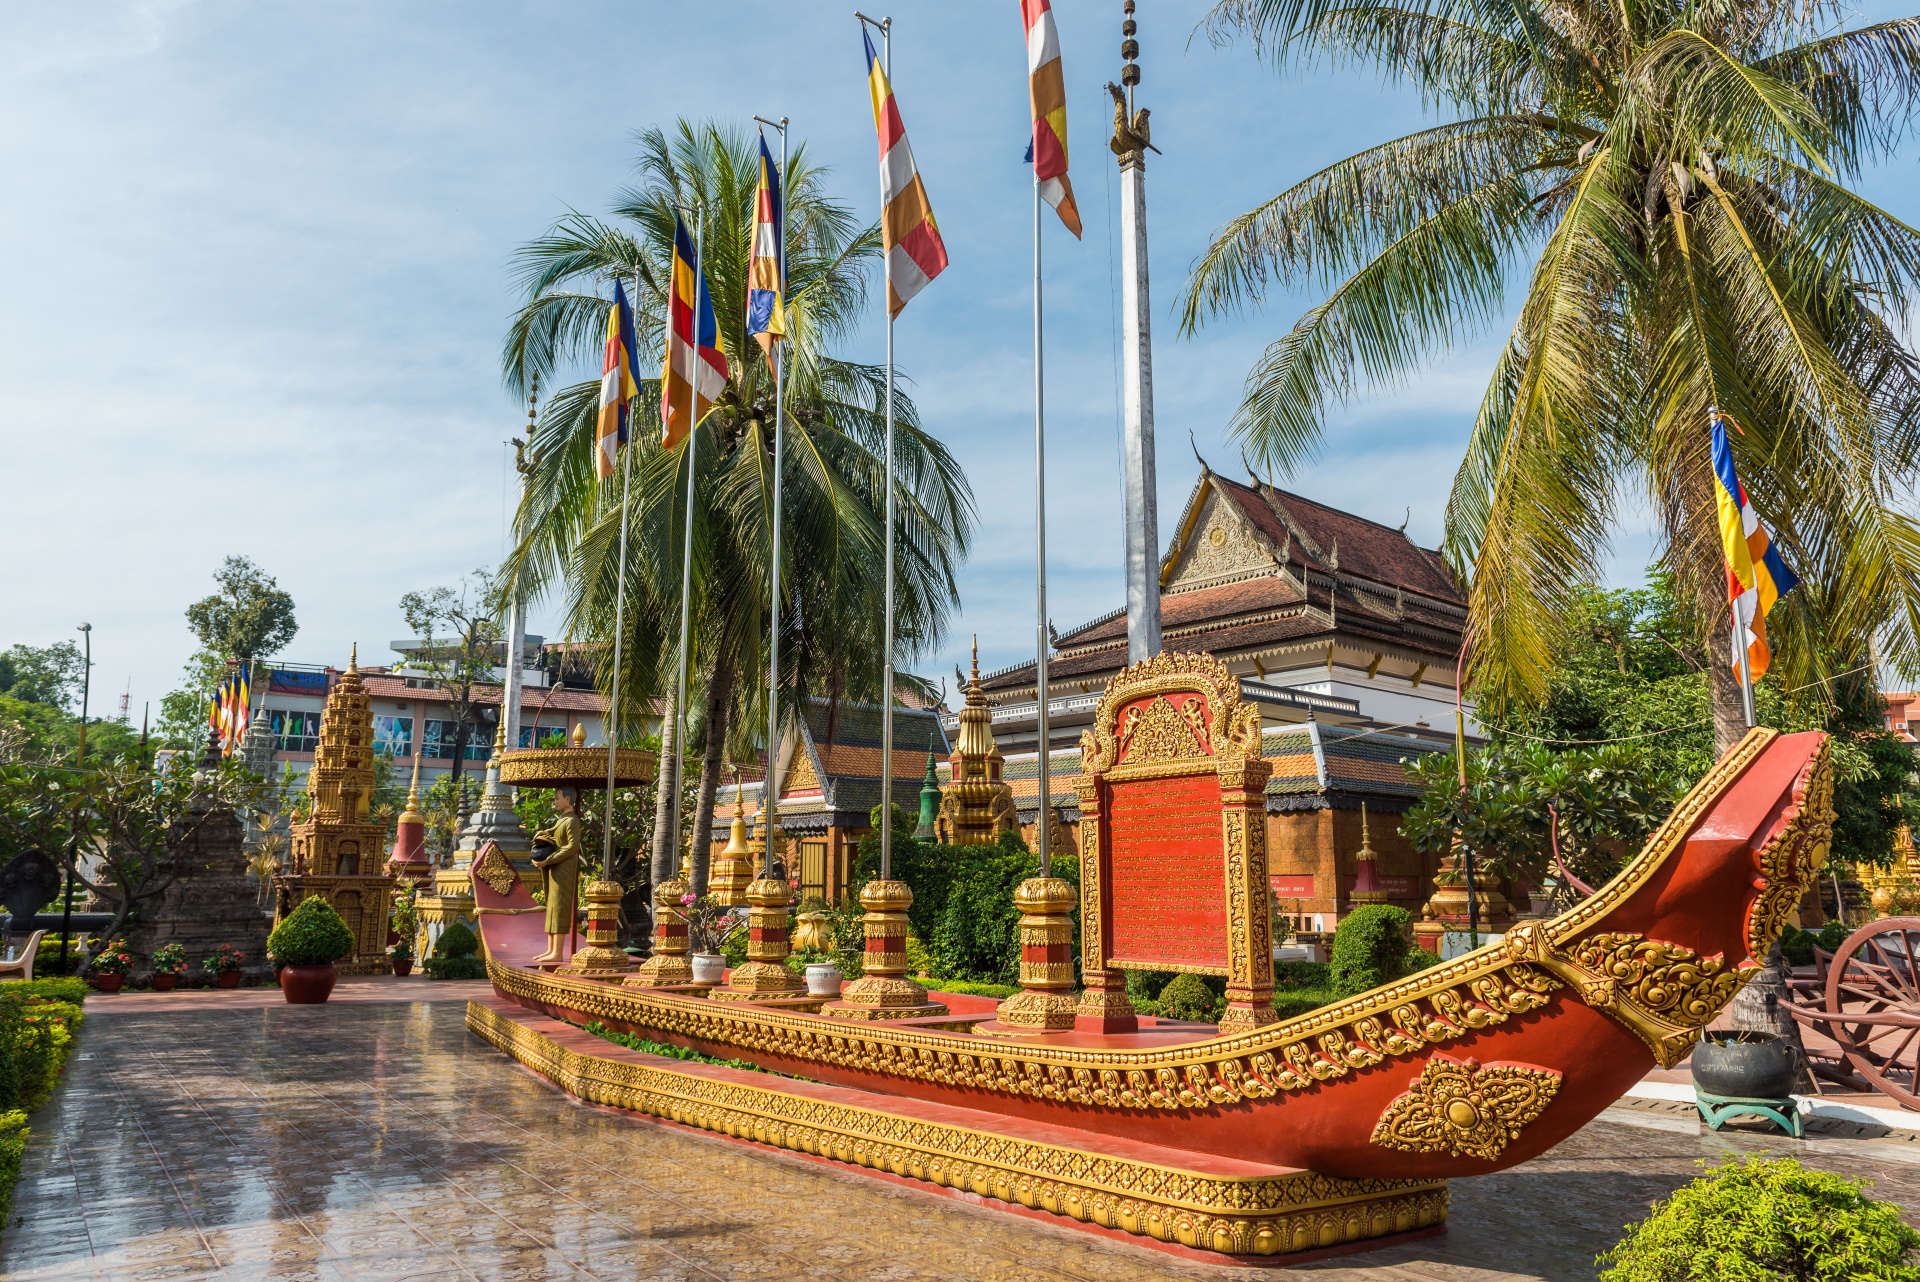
[1370,1054,1561,1162]
[1746,742,1835,962]
[471,841,517,896]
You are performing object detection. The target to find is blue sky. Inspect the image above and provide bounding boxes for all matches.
[11,0,1899,723]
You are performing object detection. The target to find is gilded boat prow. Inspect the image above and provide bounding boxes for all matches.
[485,726,1832,1181]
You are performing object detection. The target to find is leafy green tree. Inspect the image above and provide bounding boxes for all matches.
[503,122,974,893]
[185,556,297,660]
[155,647,231,750]
[1189,0,1920,750]
[399,570,502,800]
[0,643,84,711]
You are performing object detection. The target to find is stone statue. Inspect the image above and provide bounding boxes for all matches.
[529,787,581,964]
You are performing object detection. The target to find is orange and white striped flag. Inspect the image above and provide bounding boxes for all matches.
[1023,0,1081,237]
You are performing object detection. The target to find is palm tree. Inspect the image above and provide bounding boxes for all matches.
[503,122,975,891]
[1187,0,1920,749]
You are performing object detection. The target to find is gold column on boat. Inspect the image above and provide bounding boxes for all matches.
[553,876,631,976]
[995,877,1079,1030]
[625,863,693,986]
[708,871,807,1000]
[824,879,949,1020]
[709,769,753,907]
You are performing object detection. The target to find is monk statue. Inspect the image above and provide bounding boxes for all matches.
[529,787,582,964]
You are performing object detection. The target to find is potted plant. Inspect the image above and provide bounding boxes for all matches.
[683,894,735,984]
[150,942,187,991]
[207,944,246,988]
[265,897,356,1003]
[88,941,133,993]
[789,948,843,997]
[1692,1028,1801,1099]
[388,885,418,977]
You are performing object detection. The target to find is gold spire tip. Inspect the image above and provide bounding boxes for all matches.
[347,642,359,673]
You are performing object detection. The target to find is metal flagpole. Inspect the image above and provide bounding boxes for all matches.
[879,19,897,885]
[1033,167,1051,878]
[1731,602,1758,728]
[602,288,637,881]
[756,115,790,881]
[668,205,703,885]
[504,377,537,759]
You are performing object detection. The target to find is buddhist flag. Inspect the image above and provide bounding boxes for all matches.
[595,279,640,480]
[210,661,251,755]
[1023,0,1081,237]
[1711,412,1799,678]
[864,28,948,315]
[746,132,785,367]
[659,213,730,450]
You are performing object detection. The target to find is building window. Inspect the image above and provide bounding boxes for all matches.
[373,716,413,757]
[422,719,489,761]
[519,725,567,748]
[270,709,321,753]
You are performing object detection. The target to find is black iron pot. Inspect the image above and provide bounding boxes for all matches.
[1693,1030,1799,1098]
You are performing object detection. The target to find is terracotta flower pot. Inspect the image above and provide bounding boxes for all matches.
[215,970,242,989]
[151,974,178,992]
[280,963,338,1004]
[94,974,124,993]
[274,965,285,987]
[391,958,413,977]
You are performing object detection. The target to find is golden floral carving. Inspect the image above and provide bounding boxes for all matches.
[1746,742,1835,962]
[469,1000,1447,1258]
[1567,934,1754,1024]
[470,841,517,896]
[1118,696,1210,764]
[1370,1055,1561,1162]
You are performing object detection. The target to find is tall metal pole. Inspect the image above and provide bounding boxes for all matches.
[1116,4,1161,664]
[879,22,897,884]
[503,377,537,759]
[668,205,703,881]
[1033,171,1052,878]
[76,623,92,766]
[61,622,90,974]
[603,354,635,881]
[766,118,789,880]
[1732,602,1758,728]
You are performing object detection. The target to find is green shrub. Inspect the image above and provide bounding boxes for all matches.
[1274,960,1330,990]
[432,921,479,960]
[1780,926,1817,968]
[583,1021,768,1073]
[267,897,357,966]
[1329,905,1413,997]
[1157,973,1224,1022]
[923,978,1019,999]
[1272,988,1336,1019]
[1818,921,1852,953]
[0,979,86,1006]
[1598,1155,1920,1281]
[424,957,487,981]
[0,1111,25,1233]
[8,998,81,1112]
[1404,948,1440,972]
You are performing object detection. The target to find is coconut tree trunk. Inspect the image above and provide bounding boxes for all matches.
[648,690,679,889]
[687,653,736,897]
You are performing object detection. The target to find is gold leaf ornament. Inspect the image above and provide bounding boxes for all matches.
[1370,1055,1561,1162]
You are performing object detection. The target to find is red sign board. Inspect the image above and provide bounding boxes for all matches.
[1105,773,1230,972]
[1269,875,1315,898]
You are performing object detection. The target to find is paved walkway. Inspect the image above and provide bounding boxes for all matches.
[7,995,1920,1282]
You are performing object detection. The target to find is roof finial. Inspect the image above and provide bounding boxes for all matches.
[970,634,980,683]
[347,643,358,674]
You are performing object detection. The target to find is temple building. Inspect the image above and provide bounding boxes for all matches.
[966,466,1479,930]
[274,649,398,973]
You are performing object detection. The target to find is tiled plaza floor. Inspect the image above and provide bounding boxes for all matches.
[6,999,1920,1282]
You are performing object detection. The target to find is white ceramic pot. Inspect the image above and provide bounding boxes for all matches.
[690,953,726,984]
[804,963,843,997]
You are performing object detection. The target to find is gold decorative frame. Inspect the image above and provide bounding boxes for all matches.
[486,728,1829,1104]
[469,1000,1446,1259]
[1074,652,1276,1031]
[499,746,657,790]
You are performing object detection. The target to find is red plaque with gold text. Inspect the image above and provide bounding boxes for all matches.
[1106,773,1230,972]
[1073,652,1278,1033]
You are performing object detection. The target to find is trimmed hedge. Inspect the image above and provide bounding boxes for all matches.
[0,979,86,1006]
[425,958,487,981]
[425,922,485,978]
[1329,905,1414,998]
[0,1111,24,1235]
[1158,973,1225,1022]
[922,979,1019,999]
[0,986,84,1237]
[267,897,356,966]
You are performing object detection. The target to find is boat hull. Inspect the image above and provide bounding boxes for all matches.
[485,727,1831,1182]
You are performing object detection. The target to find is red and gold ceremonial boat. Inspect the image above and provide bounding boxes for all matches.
[468,652,1833,1265]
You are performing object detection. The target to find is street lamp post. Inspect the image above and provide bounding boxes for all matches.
[59,623,91,975]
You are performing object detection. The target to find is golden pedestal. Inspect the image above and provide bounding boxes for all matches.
[626,873,693,987]
[709,877,807,1001]
[824,879,948,1021]
[553,879,633,976]
[993,877,1078,1031]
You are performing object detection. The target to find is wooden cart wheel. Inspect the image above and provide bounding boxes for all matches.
[1825,917,1920,1110]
